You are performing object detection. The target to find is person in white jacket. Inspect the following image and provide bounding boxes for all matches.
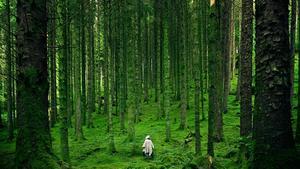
[142,135,154,158]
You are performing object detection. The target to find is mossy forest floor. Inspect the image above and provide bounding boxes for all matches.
[1,56,300,169]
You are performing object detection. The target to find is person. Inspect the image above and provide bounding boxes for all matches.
[142,135,154,158]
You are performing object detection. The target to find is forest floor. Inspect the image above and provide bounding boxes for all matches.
[1,56,300,169]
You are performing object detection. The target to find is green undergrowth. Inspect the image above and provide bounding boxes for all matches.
[1,54,300,169]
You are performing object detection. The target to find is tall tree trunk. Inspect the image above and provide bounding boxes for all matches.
[81,0,87,126]
[211,0,224,142]
[239,0,253,164]
[179,0,187,130]
[49,0,57,128]
[75,0,85,141]
[240,0,253,138]
[0,66,3,128]
[254,0,296,167]
[290,0,296,101]
[159,0,165,119]
[144,10,149,103]
[296,0,300,143]
[59,0,70,162]
[104,0,116,153]
[6,0,14,142]
[87,0,94,128]
[222,0,232,114]
[15,0,59,167]
[207,0,222,156]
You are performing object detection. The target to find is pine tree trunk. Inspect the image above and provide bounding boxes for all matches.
[87,0,94,128]
[207,0,222,156]
[59,0,70,162]
[15,0,59,167]
[222,0,232,114]
[296,0,300,143]
[6,0,14,142]
[290,0,296,101]
[81,0,87,126]
[179,0,187,130]
[144,10,149,103]
[0,66,3,128]
[104,0,116,153]
[49,0,57,128]
[75,0,85,140]
[254,0,296,167]
[240,0,253,138]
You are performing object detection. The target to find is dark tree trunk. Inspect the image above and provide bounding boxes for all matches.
[290,0,296,101]
[222,0,232,114]
[49,0,57,128]
[296,0,300,143]
[59,0,70,162]
[207,0,222,156]
[15,0,58,167]
[81,0,87,126]
[254,0,296,168]
[6,0,14,142]
[87,0,95,128]
[240,0,253,137]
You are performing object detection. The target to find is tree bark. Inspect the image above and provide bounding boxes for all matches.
[296,0,300,143]
[290,0,296,102]
[15,0,59,167]
[240,0,253,138]
[49,0,57,128]
[59,0,70,162]
[6,0,14,142]
[254,0,296,167]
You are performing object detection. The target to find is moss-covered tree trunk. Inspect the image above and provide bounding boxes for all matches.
[290,0,296,101]
[239,0,253,164]
[6,0,14,142]
[87,0,95,128]
[178,0,187,130]
[75,0,85,141]
[15,0,59,167]
[59,0,70,162]
[104,0,116,153]
[296,0,300,143]
[207,0,222,156]
[222,0,232,114]
[49,0,57,128]
[240,0,253,137]
[81,0,87,126]
[254,0,296,167]
[209,0,224,142]
[0,66,3,128]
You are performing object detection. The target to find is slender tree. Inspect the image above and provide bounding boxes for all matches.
[207,0,222,156]
[222,0,232,114]
[296,0,300,143]
[290,0,296,100]
[254,0,296,167]
[194,0,201,155]
[87,0,95,128]
[6,0,14,142]
[239,0,253,164]
[15,0,59,167]
[81,0,87,126]
[178,0,187,130]
[74,0,84,141]
[104,0,116,153]
[59,0,70,162]
[49,0,57,128]
[240,0,253,138]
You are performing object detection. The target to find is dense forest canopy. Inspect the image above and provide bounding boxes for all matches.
[0,0,300,168]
